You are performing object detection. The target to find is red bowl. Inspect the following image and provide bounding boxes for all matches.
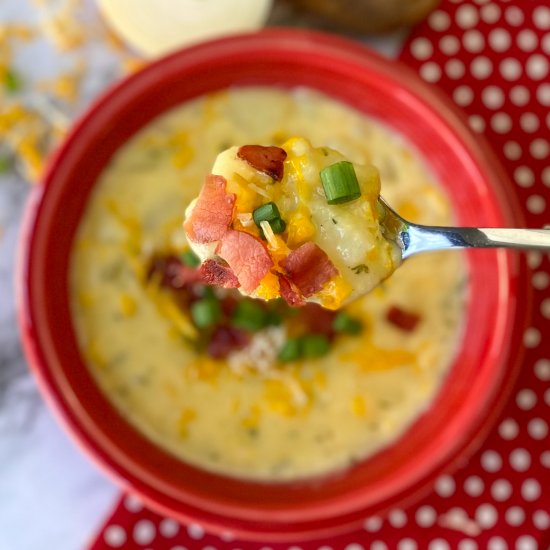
[17,29,528,541]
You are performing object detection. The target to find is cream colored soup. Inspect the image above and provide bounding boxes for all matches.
[70,87,466,481]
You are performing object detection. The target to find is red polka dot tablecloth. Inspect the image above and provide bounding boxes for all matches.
[89,1,550,549]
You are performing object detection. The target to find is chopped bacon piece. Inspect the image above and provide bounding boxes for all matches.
[184,174,235,243]
[281,242,338,297]
[198,259,240,289]
[298,304,337,338]
[386,306,421,332]
[278,274,306,307]
[237,145,287,181]
[217,230,274,293]
[207,326,250,359]
[148,255,202,289]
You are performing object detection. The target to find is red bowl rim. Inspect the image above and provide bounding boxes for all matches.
[16,28,528,542]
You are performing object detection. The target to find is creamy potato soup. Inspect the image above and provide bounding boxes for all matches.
[70,87,466,481]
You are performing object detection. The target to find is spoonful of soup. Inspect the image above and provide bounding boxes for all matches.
[183,138,550,309]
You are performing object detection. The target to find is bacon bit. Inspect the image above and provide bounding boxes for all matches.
[278,274,306,307]
[198,259,240,289]
[184,174,235,243]
[148,255,202,289]
[237,145,287,181]
[281,242,338,298]
[297,304,337,338]
[386,306,421,332]
[207,326,250,359]
[217,230,274,293]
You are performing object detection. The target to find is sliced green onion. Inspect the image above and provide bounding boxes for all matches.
[278,338,302,362]
[253,202,281,225]
[4,68,22,94]
[232,300,267,332]
[302,334,330,358]
[264,310,282,327]
[332,312,363,335]
[268,218,286,234]
[180,250,200,268]
[320,161,361,205]
[191,298,221,328]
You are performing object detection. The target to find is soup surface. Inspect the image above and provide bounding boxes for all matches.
[70,87,467,481]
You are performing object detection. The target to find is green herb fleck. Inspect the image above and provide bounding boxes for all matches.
[278,338,302,362]
[331,217,338,225]
[0,156,11,174]
[301,334,330,358]
[180,249,200,268]
[332,312,363,335]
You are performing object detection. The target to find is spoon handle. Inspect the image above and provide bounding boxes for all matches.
[403,225,550,259]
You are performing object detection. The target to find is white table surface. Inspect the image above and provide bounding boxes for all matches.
[0,1,405,549]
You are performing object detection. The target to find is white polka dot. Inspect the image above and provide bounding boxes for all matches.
[104,525,127,548]
[480,3,501,24]
[445,59,465,79]
[541,298,550,318]
[429,10,451,32]
[510,448,531,472]
[543,166,550,186]
[481,450,502,473]
[159,518,179,538]
[170,546,188,550]
[133,520,156,546]
[344,544,364,550]
[542,33,550,55]
[469,115,486,133]
[503,141,522,160]
[517,388,537,409]
[498,418,519,440]
[464,475,485,497]
[533,6,550,30]
[220,531,235,541]
[397,539,417,550]
[520,112,540,133]
[527,195,546,214]
[471,56,493,79]
[530,138,549,159]
[514,166,534,187]
[202,546,218,550]
[458,540,478,550]
[533,271,549,289]
[500,57,522,80]
[454,85,474,106]
[538,83,550,106]
[124,494,144,513]
[488,28,511,52]
[542,451,550,468]
[510,86,530,107]
[533,509,550,530]
[545,387,550,406]
[388,509,407,528]
[527,250,542,268]
[187,523,204,540]
[487,537,507,550]
[491,112,512,133]
[505,506,525,527]
[535,358,550,380]
[526,54,549,80]
[371,542,387,550]
[463,30,485,53]
[318,547,333,550]
[456,4,479,29]
[363,516,382,532]
[504,5,524,26]
[429,540,450,550]
[416,505,436,527]
[528,418,549,441]
[475,504,498,529]
[516,29,538,52]
[482,86,505,109]
[420,62,442,83]
[411,37,433,60]
[524,327,542,347]
[435,475,455,497]
[521,479,541,502]
[518,536,542,550]
[439,35,460,56]
[491,479,513,501]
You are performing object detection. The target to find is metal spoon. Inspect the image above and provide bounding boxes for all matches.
[378,197,550,260]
